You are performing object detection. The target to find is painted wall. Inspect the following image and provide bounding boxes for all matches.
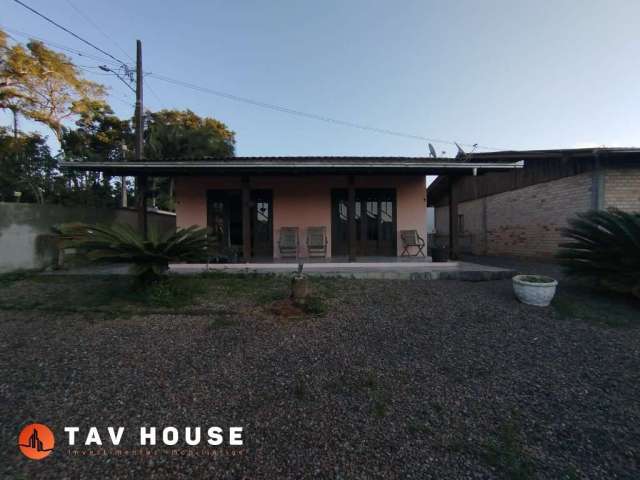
[0,203,176,272]
[175,174,427,258]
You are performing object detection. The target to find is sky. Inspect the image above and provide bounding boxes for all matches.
[2,0,640,157]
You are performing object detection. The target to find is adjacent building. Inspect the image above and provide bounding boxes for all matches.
[428,148,640,257]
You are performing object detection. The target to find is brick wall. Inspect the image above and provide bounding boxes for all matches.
[434,173,593,257]
[604,169,640,212]
[432,168,640,258]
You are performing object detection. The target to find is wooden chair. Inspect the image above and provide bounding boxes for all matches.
[400,230,426,257]
[278,227,299,258]
[306,226,328,258]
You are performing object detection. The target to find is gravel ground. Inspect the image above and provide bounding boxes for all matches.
[1,267,639,479]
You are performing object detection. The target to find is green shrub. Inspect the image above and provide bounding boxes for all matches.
[557,209,640,299]
[56,223,213,283]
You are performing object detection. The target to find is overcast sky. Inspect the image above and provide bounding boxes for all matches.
[2,0,639,156]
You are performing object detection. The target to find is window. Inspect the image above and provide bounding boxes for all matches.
[457,214,464,234]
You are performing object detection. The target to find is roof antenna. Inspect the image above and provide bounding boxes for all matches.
[428,143,437,158]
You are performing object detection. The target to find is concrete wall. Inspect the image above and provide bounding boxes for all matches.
[0,203,176,272]
[175,174,427,258]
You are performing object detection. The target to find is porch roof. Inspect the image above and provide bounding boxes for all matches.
[59,156,523,175]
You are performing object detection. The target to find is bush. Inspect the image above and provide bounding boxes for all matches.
[557,209,640,299]
[56,223,213,283]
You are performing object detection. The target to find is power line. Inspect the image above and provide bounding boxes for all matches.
[64,0,134,62]
[11,0,129,67]
[147,72,496,150]
[62,0,163,108]
[1,26,122,66]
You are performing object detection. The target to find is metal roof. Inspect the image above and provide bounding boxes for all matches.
[59,156,524,175]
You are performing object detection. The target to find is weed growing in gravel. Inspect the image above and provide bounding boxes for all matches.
[143,277,207,308]
[206,317,237,330]
[481,417,535,480]
[293,376,308,400]
[296,295,328,316]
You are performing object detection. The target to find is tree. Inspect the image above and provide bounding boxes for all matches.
[145,109,235,159]
[0,29,107,141]
[0,127,56,203]
[144,109,235,210]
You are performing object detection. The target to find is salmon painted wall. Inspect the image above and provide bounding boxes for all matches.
[174,175,427,257]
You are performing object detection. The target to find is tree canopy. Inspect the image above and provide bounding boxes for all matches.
[0,28,107,140]
[145,109,235,160]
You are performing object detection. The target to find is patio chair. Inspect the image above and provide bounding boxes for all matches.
[278,227,299,258]
[400,229,426,257]
[306,226,328,258]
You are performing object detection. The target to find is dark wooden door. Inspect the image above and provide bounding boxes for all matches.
[207,190,242,256]
[251,190,273,258]
[331,189,396,257]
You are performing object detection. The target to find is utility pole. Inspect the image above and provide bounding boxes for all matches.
[134,39,148,238]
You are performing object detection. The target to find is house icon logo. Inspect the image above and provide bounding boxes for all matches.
[18,423,55,460]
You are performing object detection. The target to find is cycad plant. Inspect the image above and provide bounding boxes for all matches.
[56,223,212,282]
[556,209,640,298]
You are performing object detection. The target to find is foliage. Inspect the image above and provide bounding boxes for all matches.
[0,127,57,203]
[56,223,213,282]
[144,109,236,210]
[557,209,640,299]
[145,109,235,159]
[0,29,107,140]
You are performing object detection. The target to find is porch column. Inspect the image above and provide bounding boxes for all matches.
[136,174,148,239]
[242,176,251,261]
[347,175,356,262]
[448,175,459,260]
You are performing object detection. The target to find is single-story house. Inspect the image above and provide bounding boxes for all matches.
[427,147,640,257]
[61,156,522,261]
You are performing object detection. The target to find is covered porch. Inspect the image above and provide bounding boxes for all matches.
[60,156,523,262]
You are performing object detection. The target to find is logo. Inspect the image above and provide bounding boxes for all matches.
[18,423,55,460]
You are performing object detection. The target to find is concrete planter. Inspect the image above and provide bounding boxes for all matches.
[512,275,558,307]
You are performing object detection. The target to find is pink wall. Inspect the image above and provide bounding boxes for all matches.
[175,175,427,257]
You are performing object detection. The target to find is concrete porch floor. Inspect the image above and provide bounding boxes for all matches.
[170,260,515,281]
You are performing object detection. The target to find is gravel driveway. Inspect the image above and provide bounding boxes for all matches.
[1,271,639,479]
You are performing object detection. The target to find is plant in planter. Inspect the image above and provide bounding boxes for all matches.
[512,274,558,307]
[557,209,640,299]
[56,223,213,283]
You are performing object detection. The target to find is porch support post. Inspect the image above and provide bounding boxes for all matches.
[347,175,356,262]
[136,174,148,239]
[448,175,459,260]
[242,176,251,261]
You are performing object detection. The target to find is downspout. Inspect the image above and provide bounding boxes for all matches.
[591,151,605,210]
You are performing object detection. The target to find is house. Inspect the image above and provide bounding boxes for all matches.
[61,156,523,261]
[427,147,640,258]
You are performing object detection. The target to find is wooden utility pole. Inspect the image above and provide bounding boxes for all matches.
[134,39,148,238]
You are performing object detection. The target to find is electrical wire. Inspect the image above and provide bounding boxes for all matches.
[11,0,128,66]
[147,73,496,150]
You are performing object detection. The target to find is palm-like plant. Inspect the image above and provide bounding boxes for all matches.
[56,223,212,281]
[557,209,640,298]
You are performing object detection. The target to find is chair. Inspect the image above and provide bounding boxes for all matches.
[278,227,299,258]
[306,226,328,258]
[400,230,426,257]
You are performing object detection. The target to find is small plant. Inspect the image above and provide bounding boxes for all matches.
[557,209,640,299]
[482,417,535,480]
[56,223,213,283]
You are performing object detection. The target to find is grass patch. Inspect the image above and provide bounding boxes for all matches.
[0,270,36,286]
[481,417,535,480]
[553,286,640,328]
